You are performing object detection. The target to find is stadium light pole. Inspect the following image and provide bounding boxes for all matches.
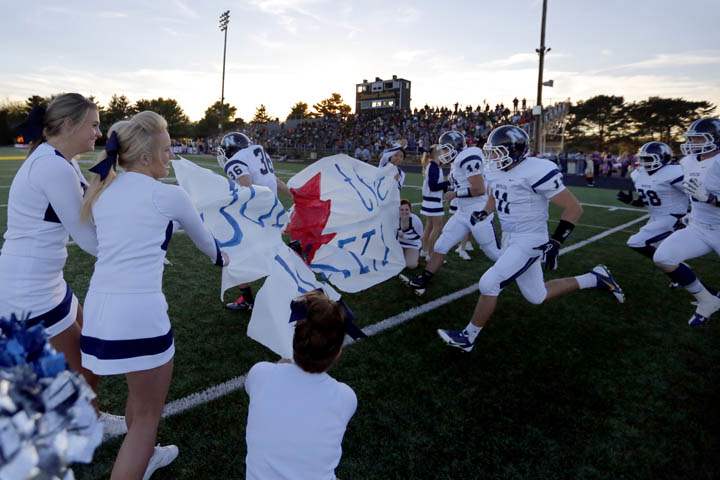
[534,0,548,154]
[219,10,230,133]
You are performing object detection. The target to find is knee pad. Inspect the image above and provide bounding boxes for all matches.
[522,287,547,305]
[652,246,676,269]
[629,245,655,259]
[433,233,452,255]
[478,268,501,297]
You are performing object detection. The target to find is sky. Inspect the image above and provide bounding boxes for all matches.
[1,0,719,122]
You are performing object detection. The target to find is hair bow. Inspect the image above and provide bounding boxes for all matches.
[289,289,367,340]
[90,131,120,180]
[16,105,46,143]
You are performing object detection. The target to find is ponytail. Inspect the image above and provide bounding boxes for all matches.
[292,291,346,373]
[24,93,96,157]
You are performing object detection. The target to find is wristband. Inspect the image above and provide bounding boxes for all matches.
[551,219,575,243]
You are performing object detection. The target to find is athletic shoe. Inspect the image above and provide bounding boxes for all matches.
[456,247,471,261]
[143,444,179,480]
[225,295,253,311]
[99,412,127,440]
[399,273,427,296]
[689,293,720,327]
[437,329,475,352]
[464,243,474,252]
[591,264,625,303]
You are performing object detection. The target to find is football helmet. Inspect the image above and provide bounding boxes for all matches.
[217,132,252,164]
[437,131,466,164]
[482,125,529,170]
[637,141,673,171]
[680,118,720,156]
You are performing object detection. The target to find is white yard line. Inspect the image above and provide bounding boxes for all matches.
[104,212,649,439]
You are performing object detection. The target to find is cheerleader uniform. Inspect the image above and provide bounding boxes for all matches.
[421,162,447,217]
[80,172,222,375]
[0,143,98,337]
[397,213,424,250]
[379,147,406,189]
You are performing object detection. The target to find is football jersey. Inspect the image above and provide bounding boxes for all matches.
[397,213,424,249]
[630,164,687,217]
[705,156,720,196]
[1,143,98,260]
[681,152,720,225]
[228,144,278,195]
[449,146,486,211]
[484,157,564,234]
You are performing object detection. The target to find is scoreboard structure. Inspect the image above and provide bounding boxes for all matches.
[355,75,411,114]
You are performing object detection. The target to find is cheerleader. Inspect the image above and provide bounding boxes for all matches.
[419,145,447,260]
[80,111,228,480]
[378,140,406,189]
[0,93,100,390]
[398,199,424,269]
[245,290,357,480]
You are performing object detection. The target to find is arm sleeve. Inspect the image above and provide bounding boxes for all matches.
[154,184,222,264]
[531,165,565,200]
[705,159,720,196]
[31,156,98,256]
[427,163,449,192]
[458,155,484,178]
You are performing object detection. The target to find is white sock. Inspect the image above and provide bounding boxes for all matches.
[575,272,598,290]
[464,323,482,342]
[689,281,714,301]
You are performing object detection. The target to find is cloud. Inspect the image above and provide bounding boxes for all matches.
[249,33,287,50]
[598,51,720,72]
[98,11,128,19]
[601,49,612,56]
[248,0,361,38]
[173,0,199,19]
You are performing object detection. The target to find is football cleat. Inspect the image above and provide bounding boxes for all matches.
[456,247,471,261]
[225,295,253,311]
[591,264,625,303]
[437,329,475,352]
[143,444,179,480]
[688,293,720,327]
[399,274,426,296]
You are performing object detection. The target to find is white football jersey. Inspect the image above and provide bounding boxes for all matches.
[705,156,720,196]
[484,157,564,235]
[228,144,278,195]
[448,146,486,211]
[681,152,720,225]
[630,164,688,217]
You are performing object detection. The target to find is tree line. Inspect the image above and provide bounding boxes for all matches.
[0,92,354,144]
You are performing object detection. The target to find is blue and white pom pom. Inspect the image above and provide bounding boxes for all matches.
[0,314,102,479]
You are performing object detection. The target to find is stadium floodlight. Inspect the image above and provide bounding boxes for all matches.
[219,10,230,132]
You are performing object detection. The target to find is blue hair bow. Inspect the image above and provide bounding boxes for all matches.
[16,105,46,143]
[90,131,120,180]
[289,289,367,340]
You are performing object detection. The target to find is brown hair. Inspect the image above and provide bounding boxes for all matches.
[28,93,96,156]
[292,291,346,373]
[400,199,412,208]
[81,111,168,221]
[420,144,441,169]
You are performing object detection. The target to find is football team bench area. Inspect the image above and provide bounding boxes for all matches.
[1,149,718,479]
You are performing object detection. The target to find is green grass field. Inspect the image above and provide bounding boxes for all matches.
[1,146,719,479]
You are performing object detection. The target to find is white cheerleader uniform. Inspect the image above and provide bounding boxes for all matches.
[397,213,424,250]
[0,143,98,337]
[421,162,447,217]
[80,172,222,375]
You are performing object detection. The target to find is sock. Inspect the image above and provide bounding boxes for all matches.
[575,272,598,290]
[240,287,254,304]
[630,245,656,259]
[463,323,482,342]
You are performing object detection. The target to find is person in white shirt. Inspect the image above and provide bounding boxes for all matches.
[437,126,625,352]
[245,290,357,480]
[0,93,100,391]
[397,199,424,269]
[653,118,720,326]
[80,111,228,480]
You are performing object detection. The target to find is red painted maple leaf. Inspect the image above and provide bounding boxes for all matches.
[287,172,335,263]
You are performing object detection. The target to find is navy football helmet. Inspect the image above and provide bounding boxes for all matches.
[638,141,673,171]
[437,131,466,164]
[482,125,529,170]
[681,118,720,156]
[218,132,252,160]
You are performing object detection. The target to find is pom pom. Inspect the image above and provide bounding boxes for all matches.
[0,314,101,479]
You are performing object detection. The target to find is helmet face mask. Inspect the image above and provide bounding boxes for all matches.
[437,144,457,164]
[637,141,672,172]
[219,132,252,159]
[437,131,466,164]
[680,118,720,156]
[482,144,513,171]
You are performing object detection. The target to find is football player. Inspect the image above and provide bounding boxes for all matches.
[437,125,624,352]
[653,118,720,326]
[403,131,501,294]
[217,132,291,311]
[617,142,688,261]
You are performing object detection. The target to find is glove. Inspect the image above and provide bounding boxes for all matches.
[616,190,633,204]
[683,178,717,204]
[216,147,228,169]
[470,210,489,226]
[535,239,561,271]
[631,197,646,207]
